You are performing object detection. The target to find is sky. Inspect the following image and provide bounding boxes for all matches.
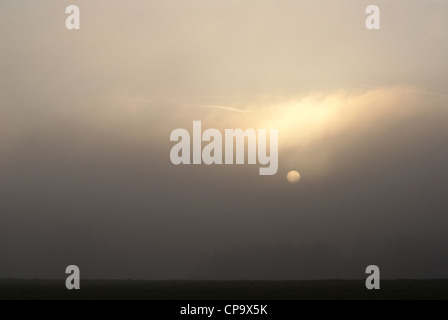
[0,0,448,279]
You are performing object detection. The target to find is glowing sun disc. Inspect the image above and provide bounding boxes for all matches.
[287,171,301,184]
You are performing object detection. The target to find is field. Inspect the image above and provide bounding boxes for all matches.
[1,279,448,300]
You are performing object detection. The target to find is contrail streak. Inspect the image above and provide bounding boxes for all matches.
[191,105,253,114]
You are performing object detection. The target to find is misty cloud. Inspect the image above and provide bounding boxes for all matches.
[0,0,447,279]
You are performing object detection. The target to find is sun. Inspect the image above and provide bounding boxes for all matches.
[287,171,301,184]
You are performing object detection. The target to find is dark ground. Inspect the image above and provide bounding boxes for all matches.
[1,280,448,300]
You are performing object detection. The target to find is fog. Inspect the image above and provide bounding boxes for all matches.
[0,0,447,279]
